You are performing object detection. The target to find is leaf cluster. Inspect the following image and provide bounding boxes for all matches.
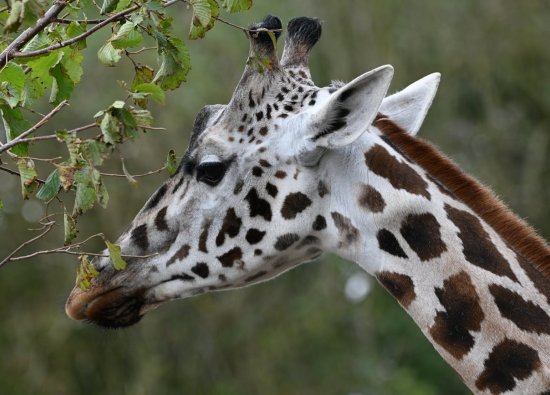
[0,0,253,270]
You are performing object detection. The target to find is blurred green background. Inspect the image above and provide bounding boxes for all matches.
[1,1,549,394]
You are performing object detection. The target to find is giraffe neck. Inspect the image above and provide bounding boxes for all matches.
[321,124,550,394]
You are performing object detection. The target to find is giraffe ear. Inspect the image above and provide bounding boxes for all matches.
[306,65,393,146]
[379,73,441,136]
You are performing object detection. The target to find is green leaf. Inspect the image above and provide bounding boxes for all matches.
[134,83,165,104]
[189,0,218,40]
[105,240,127,270]
[165,149,177,176]
[0,198,3,210]
[153,35,191,90]
[100,0,120,14]
[82,140,107,166]
[76,255,99,290]
[190,0,211,27]
[27,51,63,89]
[49,64,74,104]
[64,209,78,245]
[36,168,60,201]
[0,105,32,156]
[4,0,25,34]
[0,63,26,108]
[97,42,122,67]
[73,167,97,214]
[131,108,153,127]
[99,112,120,144]
[21,32,49,52]
[132,64,154,89]
[61,47,84,83]
[64,22,87,50]
[221,0,252,13]
[16,159,38,199]
[111,20,143,49]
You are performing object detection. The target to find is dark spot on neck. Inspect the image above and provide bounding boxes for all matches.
[377,229,407,258]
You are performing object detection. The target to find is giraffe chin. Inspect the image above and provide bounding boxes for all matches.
[65,285,147,328]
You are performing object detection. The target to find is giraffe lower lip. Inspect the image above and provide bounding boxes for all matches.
[65,285,146,328]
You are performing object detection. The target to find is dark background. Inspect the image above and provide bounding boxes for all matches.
[1,1,549,394]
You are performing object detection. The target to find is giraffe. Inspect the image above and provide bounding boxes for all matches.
[65,15,550,394]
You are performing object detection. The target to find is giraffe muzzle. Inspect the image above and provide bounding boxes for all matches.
[65,285,146,328]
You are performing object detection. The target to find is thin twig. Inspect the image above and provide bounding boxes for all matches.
[0,0,69,67]
[0,165,46,183]
[5,123,98,144]
[0,100,69,155]
[8,248,158,262]
[101,165,166,178]
[12,4,141,59]
[54,17,104,24]
[0,221,55,268]
[126,46,157,54]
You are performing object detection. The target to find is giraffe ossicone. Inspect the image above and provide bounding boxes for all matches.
[65,15,550,395]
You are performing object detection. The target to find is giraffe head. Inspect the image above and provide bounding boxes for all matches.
[65,16,440,328]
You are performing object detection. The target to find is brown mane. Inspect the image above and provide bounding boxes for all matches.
[374,116,550,277]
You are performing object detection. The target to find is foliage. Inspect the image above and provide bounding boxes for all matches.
[0,0,253,265]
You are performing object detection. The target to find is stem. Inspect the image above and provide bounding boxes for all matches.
[0,165,46,183]
[54,17,104,24]
[101,165,166,178]
[6,123,98,145]
[0,100,69,155]
[0,221,55,268]
[12,4,141,59]
[0,0,69,67]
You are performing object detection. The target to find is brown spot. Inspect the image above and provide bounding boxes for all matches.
[489,284,550,335]
[358,184,386,213]
[245,228,265,245]
[331,212,359,248]
[429,271,484,360]
[377,229,408,259]
[191,262,209,279]
[233,180,244,195]
[445,205,518,282]
[318,180,329,198]
[259,127,268,136]
[274,170,287,179]
[265,182,278,197]
[217,247,243,268]
[274,233,300,251]
[215,208,242,247]
[281,192,312,219]
[475,339,540,394]
[154,206,169,231]
[131,224,149,251]
[252,166,263,177]
[400,213,447,261]
[259,159,271,167]
[377,271,416,308]
[296,235,320,249]
[198,220,211,253]
[166,244,190,266]
[312,215,327,231]
[516,254,550,305]
[365,144,430,199]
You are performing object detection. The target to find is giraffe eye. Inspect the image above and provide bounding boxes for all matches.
[196,161,226,186]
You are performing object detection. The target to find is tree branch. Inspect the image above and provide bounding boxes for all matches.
[12,4,141,59]
[0,100,68,155]
[0,0,69,67]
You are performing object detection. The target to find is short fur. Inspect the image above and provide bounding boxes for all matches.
[374,115,550,276]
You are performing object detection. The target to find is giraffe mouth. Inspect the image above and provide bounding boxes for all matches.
[65,285,148,328]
